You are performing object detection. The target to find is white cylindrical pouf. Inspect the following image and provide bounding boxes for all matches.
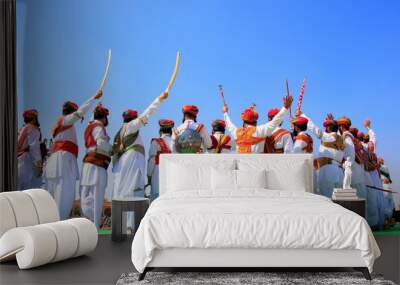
[0,196,17,238]
[1,192,39,227]
[66,218,98,257]
[24,189,60,223]
[42,220,79,262]
[0,226,57,269]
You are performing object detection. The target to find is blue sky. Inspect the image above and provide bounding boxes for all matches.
[17,0,400,192]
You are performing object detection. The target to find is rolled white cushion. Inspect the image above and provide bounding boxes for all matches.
[0,196,17,238]
[66,218,98,257]
[23,189,59,223]
[0,226,57,269]
[0,191,39,227]
[42,221,79,262]
[0,218,97,269]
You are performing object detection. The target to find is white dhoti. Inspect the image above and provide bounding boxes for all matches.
[364,170,384,227]
[44,151,79,220]
[18,153,42,190]
[317,162,343,198]
[80,162,107,229]
[352,162,366,199]
[369,170,385,227]
[112,150,145,228]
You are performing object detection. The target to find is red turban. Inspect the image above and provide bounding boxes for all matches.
[211,119,226,128]
[350,127,359,137]
[323,119,336,127]
[337,116,352,127]
[94,104,109,116]
[267,108,280,118]
[182,105,199,116]
[23,109,38,119]
[159,119,174,128]
[63,101,78,112]
[241,107,258,123]
[122,109,138,120]
[357,131,364,139]
[292,116,308,126]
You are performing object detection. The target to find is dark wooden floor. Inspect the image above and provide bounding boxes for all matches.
[0,236,134,285]
[1,234,398,285]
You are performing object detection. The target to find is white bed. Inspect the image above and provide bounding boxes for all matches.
[131,154,380,280]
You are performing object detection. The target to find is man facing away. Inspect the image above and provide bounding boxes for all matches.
[112,91,168,226]
[80,104,112,229]
[147,119,174,201]
[208,119,234,153]
[44,90,102,220]
[291,116,313,154]
[378,157,396,226]
[264,108,293,153]
[222,95,293,154]
[17,109,43,190]
[359,128,385,228]
[305,114,344,198]
[172,105,212,153]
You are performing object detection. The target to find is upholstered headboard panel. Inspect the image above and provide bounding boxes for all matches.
[159,154,314,195]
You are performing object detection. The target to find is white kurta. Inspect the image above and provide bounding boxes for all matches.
[306,116,344,198]
[112,97,162,227]
[147,134,173,201]
[366,127,377,153]
[80,121,112,229]
[44,96,96,220]
[172,119,212,152]
[17,124,42,190]
[269,127,293,153]
[292,131,317,193]
[208,132,235,153]
[223,107,288,153]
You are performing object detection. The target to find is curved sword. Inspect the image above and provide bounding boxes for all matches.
[165,51,181,93]
[99,49,112,90]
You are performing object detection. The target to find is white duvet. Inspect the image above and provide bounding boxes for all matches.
[131,190,380,273]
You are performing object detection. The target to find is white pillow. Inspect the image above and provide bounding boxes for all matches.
[211,168,236,190]
[237,159,309,191]
[266,162,307,191]
[167,160,236,192]
[236,169,267,189]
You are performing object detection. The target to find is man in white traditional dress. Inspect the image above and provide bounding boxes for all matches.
[223,95,293,154]
[147,119,174,201]
[291,116,313,154]
[364,119,377,153]
[263,108,293,153]
[112,92,168,226]
[80,104,112,229]
[17,109,43,190]
[207,119,234,153]
[291,116,317,192]
[378,157,396,225]
[172,105,212,153]
[305,114,344,198]
[358,130,384,228]
[44,90,102,220]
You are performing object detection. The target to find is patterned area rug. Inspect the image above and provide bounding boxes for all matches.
[117,271,395,285]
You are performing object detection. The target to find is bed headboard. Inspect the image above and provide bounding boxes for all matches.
[159,154,314,196]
